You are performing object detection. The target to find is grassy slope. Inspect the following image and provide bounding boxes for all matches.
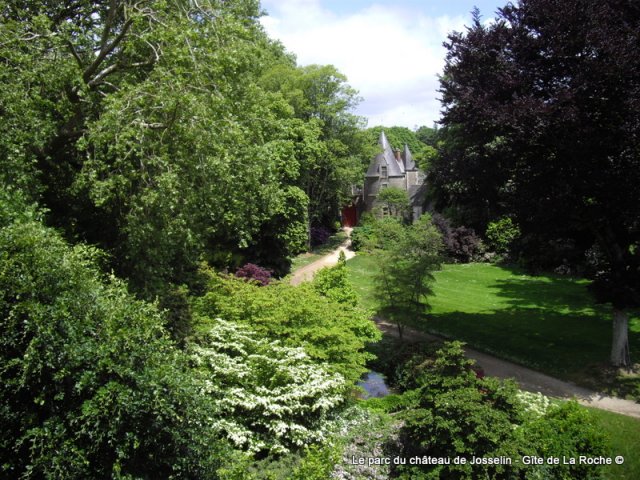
[346,255,640,389]
[427,263,640,382]
[348,255,640,479]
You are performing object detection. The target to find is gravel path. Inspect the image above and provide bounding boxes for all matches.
[289,228,355,286]
[376,318,640,419]
[290,233,640,418]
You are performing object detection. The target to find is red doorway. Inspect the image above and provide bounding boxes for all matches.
[341,205,357,227]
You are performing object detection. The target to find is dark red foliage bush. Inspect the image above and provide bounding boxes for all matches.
[432,213,483,263]
[235,263,272,286]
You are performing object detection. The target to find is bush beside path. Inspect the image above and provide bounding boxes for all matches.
[375,317,640,419]
[290,228,355,285]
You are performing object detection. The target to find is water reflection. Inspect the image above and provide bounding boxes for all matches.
[357,371,391,399]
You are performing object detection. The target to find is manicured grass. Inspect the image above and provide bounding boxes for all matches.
[290,231,348,271]
[346,254,640,393]
[345,252,380,310]
[427,263,640,383]
[587,408,640,480]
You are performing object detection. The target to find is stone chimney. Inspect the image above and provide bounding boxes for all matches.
[394,149,401,161]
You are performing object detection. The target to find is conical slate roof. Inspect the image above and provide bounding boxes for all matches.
[402,144,416,170]
[365,130,405,177]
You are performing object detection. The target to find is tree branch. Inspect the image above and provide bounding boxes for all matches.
[66,40,84,69]
[83,17,133,84]
[87,63,119,88]
[100,0,118,53]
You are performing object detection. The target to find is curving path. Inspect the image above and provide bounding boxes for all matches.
[289,232,640,418]
[289,227,355,286]
[375,318,640,419]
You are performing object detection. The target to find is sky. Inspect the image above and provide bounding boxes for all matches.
[260,0,507,129]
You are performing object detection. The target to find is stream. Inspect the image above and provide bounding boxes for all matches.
[357,371,391,399]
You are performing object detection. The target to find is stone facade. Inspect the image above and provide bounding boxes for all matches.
[363,131,427,221]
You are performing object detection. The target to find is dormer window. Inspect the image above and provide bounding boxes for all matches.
[381,165,387,177]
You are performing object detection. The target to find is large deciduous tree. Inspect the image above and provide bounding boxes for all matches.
[260,63,372,232]
[0,0,367,315]
[434,1,640,366]
[0,191,224,478]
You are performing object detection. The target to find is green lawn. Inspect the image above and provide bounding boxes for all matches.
[290,231,348,272]
[588,408,640,480]
[347,254,640,393]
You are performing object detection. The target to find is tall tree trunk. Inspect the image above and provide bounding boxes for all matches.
[591,224,636,369]
[611,308,631,368]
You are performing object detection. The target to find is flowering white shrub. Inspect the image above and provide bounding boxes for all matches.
[517,391,552,418]
[190,318,348,454]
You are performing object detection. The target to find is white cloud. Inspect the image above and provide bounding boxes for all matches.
[260,0,468,129]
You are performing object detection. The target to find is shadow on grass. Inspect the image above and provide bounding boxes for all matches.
[488,266,598,314]
[348,257,640,396]
[425,311,607,370]
[425,265,640,374]
[420,307,640,398]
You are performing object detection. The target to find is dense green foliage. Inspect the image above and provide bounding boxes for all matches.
[350,214,406,252]
[0,190,381,478]
[312,252,358,306]
[193,270,380,384]
[485,217,520,256]
[0,1,385,474]
[395,343,609,480]
[521,402,611,480]
[415,125,439,148]
[397,343,527,479]
[4,0,637,476]
[0,194,223,478]
[0,0,370,331]
[261,64,373,229]
[374,215,443,338]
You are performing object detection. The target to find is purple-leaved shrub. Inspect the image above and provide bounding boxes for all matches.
[235,263,272,286]
[432,213,483,263]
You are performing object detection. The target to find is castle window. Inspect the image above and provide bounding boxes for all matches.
[380,183,388,190]
[381,165,387,177]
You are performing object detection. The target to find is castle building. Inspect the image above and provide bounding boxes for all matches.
[363,130,427,221]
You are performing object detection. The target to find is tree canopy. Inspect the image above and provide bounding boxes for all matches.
[432,0,640,366]
[367,125,436,170]
[0,3,382,473]
[0,191,224,478]
[0,0,369,316]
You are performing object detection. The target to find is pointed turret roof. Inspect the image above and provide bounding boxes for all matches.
[402,144,416,170]
[365,130,404,177]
